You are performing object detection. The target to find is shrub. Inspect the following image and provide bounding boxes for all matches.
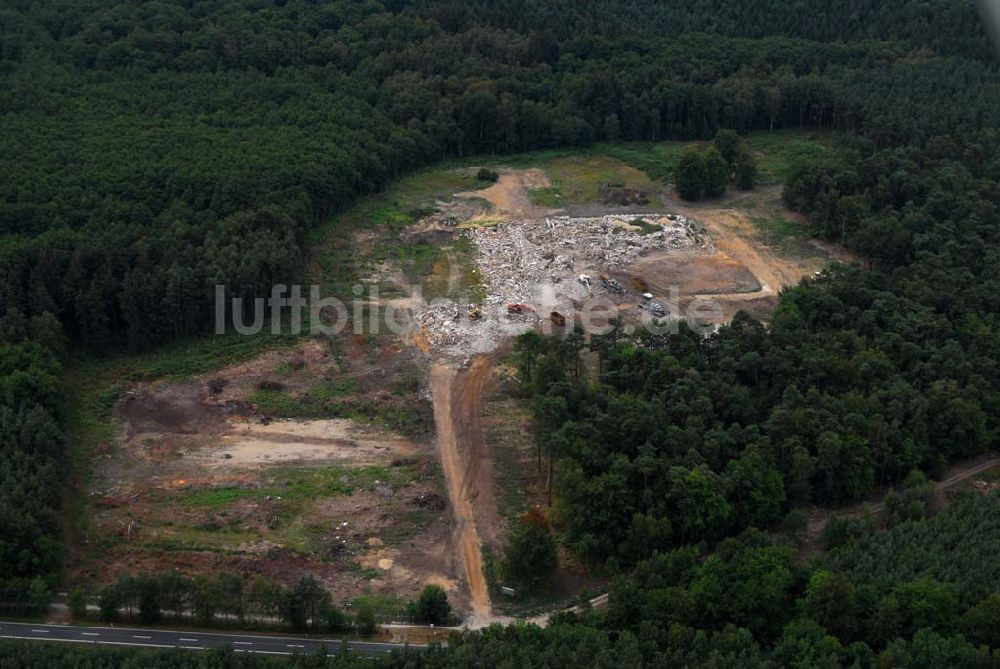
[409,585,452,625]
[476,168,499,183]
[674,148,706,201]
[67,588,88,620]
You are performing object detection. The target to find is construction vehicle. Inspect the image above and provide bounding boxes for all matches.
[600,274,625,294]
[467,305,482,321]
[639,301,666,317]
[550,311,567,327]
[641,292,654,303]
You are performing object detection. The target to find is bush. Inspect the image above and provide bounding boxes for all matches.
[67,588,88,620]
[734,144,757,190]
[326,605,349,633]
[502,509,558,595]
[409,585,452,625]
[256,379,285,391]
[674,147,706,201]
[354,601,377,636]
[476,168,499,183]
[782,508,809,541]
[714,129,740,165]
[98,586,120,622]
[703,147,729,198]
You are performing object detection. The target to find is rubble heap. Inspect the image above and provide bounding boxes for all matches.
[467,214,703,308]
[415,214,704,359]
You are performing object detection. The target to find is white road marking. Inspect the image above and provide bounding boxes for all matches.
[0,635,171,649]
[179,638,199,642]
[133,635,151,639]
[99,640,174,649]
[233,641,252,645]
[81,632,100,636]
[31,629,49,634]
[180,646,204,650]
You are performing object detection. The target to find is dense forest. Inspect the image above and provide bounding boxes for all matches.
[2,0,1000,666]
[4,0,1000,351]
[514,121,1000,557]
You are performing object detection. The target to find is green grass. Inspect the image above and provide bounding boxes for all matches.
[349,594,411,623]
[595,129,834,186]
[176,465,411,511]
[447,234,488,303]
[182,488,269,509]
[248,385,433,437]
[751,215,825,258]
[531,186,564,207]
[309,378,360,399]
[250,388,315,417]
[140,464,426,556]
[483,395,537,523]
[745,130,835,183]
[630,217,663,235]
[308,165,486,296]
[526,154,660,207]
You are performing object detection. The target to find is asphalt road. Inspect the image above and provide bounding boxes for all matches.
[0,621,420,656]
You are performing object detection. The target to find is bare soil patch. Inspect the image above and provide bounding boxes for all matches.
[626,248,761,297]
[456,168,556,219]
[75,336,458,610]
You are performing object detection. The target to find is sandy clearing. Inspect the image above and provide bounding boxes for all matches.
[456,168,556,219]
[189,418,420,466]
[626,248,762,298]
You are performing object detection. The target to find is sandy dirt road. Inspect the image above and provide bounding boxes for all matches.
[805,454,1000,540]
[430,363,493,625]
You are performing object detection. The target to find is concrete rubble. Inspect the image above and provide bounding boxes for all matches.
[414,214,706,359]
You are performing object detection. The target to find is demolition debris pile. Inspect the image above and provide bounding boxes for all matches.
[416,214,705,358]
[469,214,704,308]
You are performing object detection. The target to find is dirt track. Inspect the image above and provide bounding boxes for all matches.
[431,362,493,626]
[805,454,1000,540]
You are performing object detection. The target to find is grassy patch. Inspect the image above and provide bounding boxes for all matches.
[595,129,834,186]
[136,463,427,556]
[349,594,410,622]
[484,395,538,523]
[310,378,360,399]
[182,488,268,509]
[746,130,835,183]
[530,186,564,207]
[251,388,312,417]
[176,465,413,511]
[751,215,825,258]
[630,217,663,235]
[528,155,660,207]
[309,166,482,296]
[248,384,433,437]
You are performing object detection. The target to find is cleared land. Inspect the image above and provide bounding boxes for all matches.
[67,132,855,625]
[71,337,457,615]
